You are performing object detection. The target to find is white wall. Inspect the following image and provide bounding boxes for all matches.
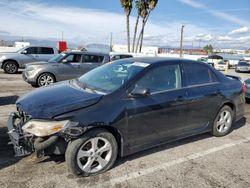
[0,46,20,52]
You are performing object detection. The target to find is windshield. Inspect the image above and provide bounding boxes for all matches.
[16,47,27,53]
[78,60,148,93]
[218,61,225,65]
[48,53,67,63]
[239,61,249,66]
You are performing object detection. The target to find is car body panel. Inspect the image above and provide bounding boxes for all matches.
[9,57,245,158]
[23,52,110,85]
[16,81,103,119]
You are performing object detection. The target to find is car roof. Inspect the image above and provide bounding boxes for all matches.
[25,46,56,48]
[66,51,109,56]
[116,57,198,65]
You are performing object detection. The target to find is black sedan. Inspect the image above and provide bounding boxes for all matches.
[7,58,245,176]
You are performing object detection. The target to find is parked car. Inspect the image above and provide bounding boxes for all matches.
[23,51,110,87]
[0,46,58,74]
[235,61,250,73]
[216,61,228,71]
[110,54,133,61]
[244,78,250,99]
[7,58,245,176]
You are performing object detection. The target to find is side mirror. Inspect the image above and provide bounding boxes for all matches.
[129,87,150,98]
[62,59,68,63]
[21,50,27,54]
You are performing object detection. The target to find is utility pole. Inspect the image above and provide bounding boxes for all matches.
[180,25,185,58]
[62,31,64,41]
[110,32,113,52]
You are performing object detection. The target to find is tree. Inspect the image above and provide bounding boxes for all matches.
[203,44,213,54]
[132,0,143,52]
[120,0,133,52]
[135,0,158,53]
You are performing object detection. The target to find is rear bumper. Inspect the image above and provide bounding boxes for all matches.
[7,112,33,157]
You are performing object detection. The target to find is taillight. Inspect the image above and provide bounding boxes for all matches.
[242,84,246,93]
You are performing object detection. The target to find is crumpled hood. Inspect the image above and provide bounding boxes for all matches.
[16,81,103,119]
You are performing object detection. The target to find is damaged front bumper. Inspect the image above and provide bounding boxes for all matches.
[7,112,33,157]
[7,112,85,157]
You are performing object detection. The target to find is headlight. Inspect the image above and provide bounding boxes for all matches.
[22,120,70,137]
[26,65,36,72]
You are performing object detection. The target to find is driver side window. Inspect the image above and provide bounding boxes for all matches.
[64,54,82,63]
[25,47,38,54]
[135,64,182,93]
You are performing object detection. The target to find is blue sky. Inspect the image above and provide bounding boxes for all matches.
[0,0,249,48]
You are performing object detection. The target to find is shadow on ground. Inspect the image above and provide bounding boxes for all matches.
[0,95,19,106]
[0,127,21,170]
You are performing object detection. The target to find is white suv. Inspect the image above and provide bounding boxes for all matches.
[0,46,58,74]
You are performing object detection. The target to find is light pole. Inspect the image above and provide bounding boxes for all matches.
[110,32,113,52]
[180,25,185,58]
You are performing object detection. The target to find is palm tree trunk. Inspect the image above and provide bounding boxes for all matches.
[135,32,141,53]
[126,15,131,52]
[139,19,145,53]
[132,14,140,52]
[135,11,151,53]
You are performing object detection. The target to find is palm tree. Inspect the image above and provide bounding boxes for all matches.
[136,0,158,53]
[132,0,143,52]
[120,0,133,52]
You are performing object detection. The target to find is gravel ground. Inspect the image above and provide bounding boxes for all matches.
[0,69,250,188]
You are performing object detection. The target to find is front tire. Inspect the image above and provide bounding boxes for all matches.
[65,129,118,176]
[212,105,234,137]
[3,61,18,74]
[37,73,55,87]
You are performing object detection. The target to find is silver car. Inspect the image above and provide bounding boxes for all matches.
[23,51,110,87]
[235,61,250,73]
[0,46,58,74]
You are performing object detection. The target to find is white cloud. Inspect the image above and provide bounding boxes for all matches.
[179,0,250,27]
[195,34,213,41]
[218,36,232,41]
[0,0,212,46]
[178,0,204,8]
[0,0,248,48]
[229,27,249,35]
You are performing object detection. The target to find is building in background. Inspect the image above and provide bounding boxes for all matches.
[14,41,30,48]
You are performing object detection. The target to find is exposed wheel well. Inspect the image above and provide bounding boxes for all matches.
[87,126,123,156]
[2,60,19,68]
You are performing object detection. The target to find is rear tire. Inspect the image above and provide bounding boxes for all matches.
[37,73,55,87]
[212,105,234,137]
[65,129,118,177]
[3,61,18,74]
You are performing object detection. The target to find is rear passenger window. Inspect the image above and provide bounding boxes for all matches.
[83,55,104,63]
[184,63,218,86]
[40,47,54,54]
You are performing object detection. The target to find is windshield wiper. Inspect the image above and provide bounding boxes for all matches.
[76,80,97,94]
